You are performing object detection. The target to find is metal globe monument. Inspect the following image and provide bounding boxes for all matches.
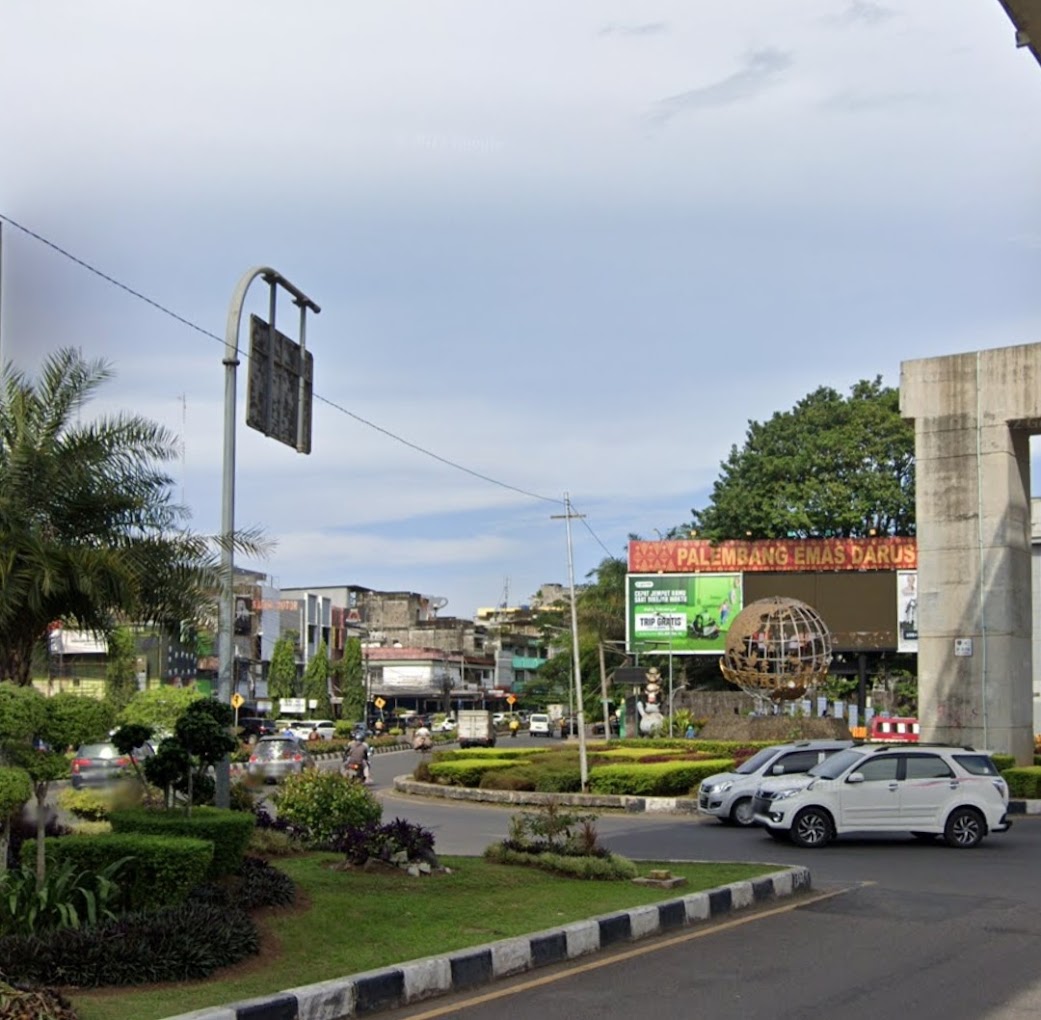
[719,597,833,702]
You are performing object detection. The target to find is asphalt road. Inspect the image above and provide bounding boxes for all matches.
[368,743,1041,1020]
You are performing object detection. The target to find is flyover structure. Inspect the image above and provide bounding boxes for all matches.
[901,344,1040,761]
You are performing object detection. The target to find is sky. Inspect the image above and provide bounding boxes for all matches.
[2,1,1040,621]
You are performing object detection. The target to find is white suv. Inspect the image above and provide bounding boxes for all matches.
[752,744,1011,849]
[698,740,853,826]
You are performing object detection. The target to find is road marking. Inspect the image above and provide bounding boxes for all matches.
[394,884,861,1018]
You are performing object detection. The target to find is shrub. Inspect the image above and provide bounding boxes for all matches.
[433,747,548,762]
[248,827,302,857]
[1002,766,1041,798]
[333,817,436,868]
[57,782,163,822]
[428,759,517,787]
[990,754,1016,773]
[588,760,730,796]
[110,806,255,879]
[23,833,213,911]
[484,844,638,880]
[0,901,259,987]
[0,856,129,936]
[274,769,381,848]
[236,856,296,910]
[478,768,538,791]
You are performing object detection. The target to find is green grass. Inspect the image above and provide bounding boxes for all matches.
[70,854,776,1020]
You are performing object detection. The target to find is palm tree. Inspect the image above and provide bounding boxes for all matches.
[0,348,261,684]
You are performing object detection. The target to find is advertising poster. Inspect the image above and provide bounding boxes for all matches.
[897,570,918,653]
[627,573,742,655]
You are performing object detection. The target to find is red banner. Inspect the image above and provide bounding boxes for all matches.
[628,537,917,574]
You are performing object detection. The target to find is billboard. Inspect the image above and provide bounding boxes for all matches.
[897,570,918,653]
[627,573,742,655]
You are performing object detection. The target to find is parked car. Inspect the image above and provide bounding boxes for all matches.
[237,717,276,743]
[492,713,508,726]
[246,736,316,784]
[71,741,155,789]
[752,744,1012,848]
[698,739,853,826]
[274,719,336,741]
[436,718,456,732]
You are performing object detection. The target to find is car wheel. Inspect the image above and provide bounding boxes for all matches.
[944,807,985,848]
[789,807,834,848]
[730,798,756,827]
[911,831,937,842]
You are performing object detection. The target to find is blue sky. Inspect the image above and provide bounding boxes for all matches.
[2,1,1040,619]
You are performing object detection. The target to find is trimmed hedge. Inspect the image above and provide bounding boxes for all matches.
[22,833,213,911]
[588,759,735,797]
[592,747,693,761]
[428,759,520,787]
[990,754,1016,773]
[0,901,258,987]
[433,747,548,762]
[478,764,583,793]
[110,806,255,878]
[1002,766,1041,798]
[484,844,638,880]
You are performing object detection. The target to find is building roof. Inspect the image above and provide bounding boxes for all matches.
[996,0,1041,66]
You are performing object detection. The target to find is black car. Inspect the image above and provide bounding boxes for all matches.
[238,717,277,743]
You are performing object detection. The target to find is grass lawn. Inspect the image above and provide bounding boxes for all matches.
[71,854,778,1020]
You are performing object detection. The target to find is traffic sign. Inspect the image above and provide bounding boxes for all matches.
[374,697,386,709]
[231,693,245,709]
[506,694,516,705]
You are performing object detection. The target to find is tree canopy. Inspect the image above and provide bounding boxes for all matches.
[685,378,914,540]
[0,348,264,684]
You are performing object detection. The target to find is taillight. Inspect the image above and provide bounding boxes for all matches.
[293,753,303,762]
[115,756,130,768]
[248,755,258,763]
[72,758,90,773]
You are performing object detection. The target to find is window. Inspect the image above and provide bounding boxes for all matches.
[953,754,999,777]
[904,754,954,780]
[774,751,821,774]
[855,757,899,782]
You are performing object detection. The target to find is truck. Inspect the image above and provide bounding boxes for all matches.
[456,709,497,749]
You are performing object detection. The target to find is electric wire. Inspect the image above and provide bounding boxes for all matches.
[0,212,622,558]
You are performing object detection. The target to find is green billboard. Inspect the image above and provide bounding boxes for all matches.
[626,573,743,655]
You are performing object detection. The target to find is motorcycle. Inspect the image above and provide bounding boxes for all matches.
[341,759,368,783]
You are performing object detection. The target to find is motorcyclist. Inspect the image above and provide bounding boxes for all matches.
[412,723,433,752]
[343,734,371,783]
[508,717,520,739]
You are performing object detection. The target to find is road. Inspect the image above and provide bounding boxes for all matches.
[367,743,1041,1020]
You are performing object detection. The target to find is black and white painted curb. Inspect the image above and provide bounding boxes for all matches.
[163,866,811,1020]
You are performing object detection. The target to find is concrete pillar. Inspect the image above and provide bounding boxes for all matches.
[901,343,1038,762]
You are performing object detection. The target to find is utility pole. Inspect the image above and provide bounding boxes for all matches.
[551,493,588,790]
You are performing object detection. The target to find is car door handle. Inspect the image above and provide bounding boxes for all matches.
[888,782,899,791]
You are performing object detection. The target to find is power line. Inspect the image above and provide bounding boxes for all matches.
[0,212,563,506]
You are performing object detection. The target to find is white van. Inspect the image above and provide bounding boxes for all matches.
[528,713,551,737]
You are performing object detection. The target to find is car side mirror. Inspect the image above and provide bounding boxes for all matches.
[771,764,784,775]
[846,772,865,784]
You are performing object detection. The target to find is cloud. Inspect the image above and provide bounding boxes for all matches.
[832,1,897,27]
[599,22,669,38]
[647,48,794,124]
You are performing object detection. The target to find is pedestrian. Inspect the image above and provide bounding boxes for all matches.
[685,723,696,739]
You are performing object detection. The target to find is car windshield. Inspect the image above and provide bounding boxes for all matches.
[735,748,782,775]
[954,754,1000,776]
[78,743,117,759]
[254,739,297,760]
[806,747,868,779]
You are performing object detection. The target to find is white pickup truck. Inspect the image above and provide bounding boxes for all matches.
[456,710,497,749]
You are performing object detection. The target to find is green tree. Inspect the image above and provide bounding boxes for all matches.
[0,348,266,685]
[302,640,332,718]
[687,378,914,540]
[38,692,112,752]
[104,627,140,713]
[118,685,201,736]
[338,638,366,723]
[268,635,298,713]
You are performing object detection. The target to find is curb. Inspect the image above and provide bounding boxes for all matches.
[392,776,700,813]
[1008,799,1041,815]
[161,865,812,1020]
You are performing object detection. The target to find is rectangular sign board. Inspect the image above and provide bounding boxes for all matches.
[626,573,742,655]
[246,314,314,453]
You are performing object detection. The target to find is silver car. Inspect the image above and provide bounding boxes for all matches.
[246,736,316,784]
[71,741,154,789]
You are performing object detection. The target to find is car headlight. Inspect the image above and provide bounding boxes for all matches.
[770,788,803,801]
[704,781,733,794]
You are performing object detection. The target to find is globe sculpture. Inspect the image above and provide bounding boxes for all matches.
[719,597,832,701]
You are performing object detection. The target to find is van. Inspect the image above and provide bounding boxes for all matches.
[528,713,551,737]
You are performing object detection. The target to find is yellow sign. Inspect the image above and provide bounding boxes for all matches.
[231,693,245,709]
[374,697,386,709]
[506,694,516,705]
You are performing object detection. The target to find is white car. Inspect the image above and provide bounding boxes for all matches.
[528,713,551,737]
[697,740,853,826]
[752,744,1012,849]
[274,718,336,741]
[436,718,457,732]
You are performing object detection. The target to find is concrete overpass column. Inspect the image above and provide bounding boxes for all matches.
[902,345,1037,761]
